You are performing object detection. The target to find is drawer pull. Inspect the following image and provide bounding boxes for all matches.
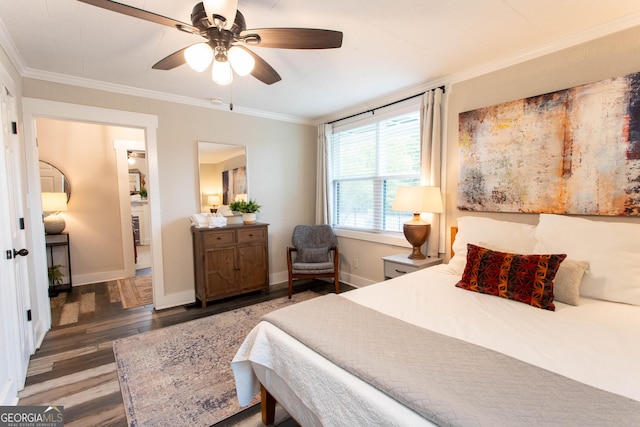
[395,269,407,274]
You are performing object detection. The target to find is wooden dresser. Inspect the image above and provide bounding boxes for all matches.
[191,223,269,307]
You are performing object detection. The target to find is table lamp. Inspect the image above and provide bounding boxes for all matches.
[391,186,443,259]
[42,192,68,235]
[207,194,221,213]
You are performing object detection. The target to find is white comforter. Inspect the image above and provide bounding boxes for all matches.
[233,265,640,425]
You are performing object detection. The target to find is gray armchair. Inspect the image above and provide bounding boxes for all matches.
[286,225,340,298]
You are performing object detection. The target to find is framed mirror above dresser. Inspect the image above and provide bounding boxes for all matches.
[197,141,247,212]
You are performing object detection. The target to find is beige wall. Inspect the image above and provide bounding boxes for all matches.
[339,25,640,285]
[22,79,317,296]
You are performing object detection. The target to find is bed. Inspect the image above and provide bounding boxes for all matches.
[232,214,640,426]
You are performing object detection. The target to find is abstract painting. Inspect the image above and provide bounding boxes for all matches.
[458,71,640,216]
[222,166,247,205]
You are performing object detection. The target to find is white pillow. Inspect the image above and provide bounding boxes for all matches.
[534,214,640,306]
[447,216,538,275]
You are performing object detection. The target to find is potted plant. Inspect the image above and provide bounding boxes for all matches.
[48,264,64,286]
[229,199,261,224]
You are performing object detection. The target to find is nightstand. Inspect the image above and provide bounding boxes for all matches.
[382,254,443,280]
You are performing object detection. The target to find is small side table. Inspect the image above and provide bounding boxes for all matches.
[46,233,72,297]
[383,254,442,280]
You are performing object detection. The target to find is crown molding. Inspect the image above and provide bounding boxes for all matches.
[20,67,313,125]
[317,11,640,125]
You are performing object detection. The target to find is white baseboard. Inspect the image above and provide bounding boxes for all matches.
[72,269,128,286]
[339,271,376,288]
[270,269,374,289]
[154,289,195,311]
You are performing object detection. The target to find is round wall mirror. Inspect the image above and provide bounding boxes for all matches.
[39,160,71,202]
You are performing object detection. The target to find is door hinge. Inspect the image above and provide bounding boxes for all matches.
[19,217,25,230]
[26,309,32,322]
[11,121,17,135]
[5,250,12,260]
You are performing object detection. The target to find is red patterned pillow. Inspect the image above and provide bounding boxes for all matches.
[455,244,566,311]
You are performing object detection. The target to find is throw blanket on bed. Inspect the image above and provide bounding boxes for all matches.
[262,294,640,427]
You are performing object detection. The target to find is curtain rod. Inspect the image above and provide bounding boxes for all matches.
[327,85,445,125]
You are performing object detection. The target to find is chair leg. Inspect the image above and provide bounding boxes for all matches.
[288,277,293,299]
[334,272,340,294]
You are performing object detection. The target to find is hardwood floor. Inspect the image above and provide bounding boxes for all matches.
[19,279,351,426]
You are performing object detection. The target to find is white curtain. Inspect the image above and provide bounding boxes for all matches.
[315,124,332,224]
[420,88,444,257]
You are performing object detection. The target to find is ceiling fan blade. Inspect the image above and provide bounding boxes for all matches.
[236,46,281,85]
[77,0,196,31]
[152,47,188,70]
[240,28,343,49]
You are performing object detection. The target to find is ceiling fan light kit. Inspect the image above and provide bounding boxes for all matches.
[77,0,343,87]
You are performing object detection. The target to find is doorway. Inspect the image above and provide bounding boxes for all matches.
[21,98,166,313]
[36,119,151,288]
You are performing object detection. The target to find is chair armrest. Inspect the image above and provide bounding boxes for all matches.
[332,246,339,269]
[286,247,296,271]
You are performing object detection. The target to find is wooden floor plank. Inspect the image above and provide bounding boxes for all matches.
[20,363,116,399]
[19,279,351,426]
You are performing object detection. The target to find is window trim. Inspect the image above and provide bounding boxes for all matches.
[329,100,422,234]
[333,227,411,248]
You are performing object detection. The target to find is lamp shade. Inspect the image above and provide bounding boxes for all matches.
[391,186,443,214]
[207,195,221,206]
[228,46,255,76]
[184,43,213,72]
[212,57,233,85]
[41,192,68,212]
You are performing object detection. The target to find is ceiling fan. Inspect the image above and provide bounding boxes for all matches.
[77,0,343,85]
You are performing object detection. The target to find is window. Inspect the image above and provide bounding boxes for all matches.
[329,104,421,233]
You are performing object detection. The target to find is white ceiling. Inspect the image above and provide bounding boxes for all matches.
[1,0,640,123]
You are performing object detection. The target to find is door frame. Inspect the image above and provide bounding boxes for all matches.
[21,99,166,317]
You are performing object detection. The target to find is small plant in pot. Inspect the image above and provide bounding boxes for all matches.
[48,264,64,286]
[229,199,261,224]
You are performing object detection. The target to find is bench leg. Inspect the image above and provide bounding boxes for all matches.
[261,383,276,425]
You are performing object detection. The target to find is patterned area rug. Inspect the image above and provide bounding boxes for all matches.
[117,275,153,309]
[113,291,318,426]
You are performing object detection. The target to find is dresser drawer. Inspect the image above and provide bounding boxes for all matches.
[237,228,265,243]
[202,230,235,246]
[384,261,420,279]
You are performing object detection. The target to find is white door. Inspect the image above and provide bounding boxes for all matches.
[0,91,20,405]
[0,83,33,394]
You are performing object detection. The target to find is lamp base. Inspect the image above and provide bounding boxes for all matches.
[403,213,430,260]
[44,214,66,235]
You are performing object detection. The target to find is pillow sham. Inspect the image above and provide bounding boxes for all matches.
[455,244,566,311]
[296,246,330,263]
[552,259,589,306]
[535,214,640,306]
[447,216,538,275]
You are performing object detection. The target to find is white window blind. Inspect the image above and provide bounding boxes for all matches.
[329,103,421,232]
